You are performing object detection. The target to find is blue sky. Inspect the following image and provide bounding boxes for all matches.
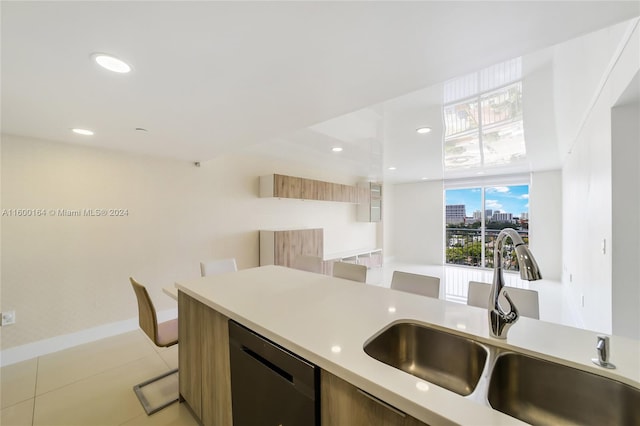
[446,185,529,216]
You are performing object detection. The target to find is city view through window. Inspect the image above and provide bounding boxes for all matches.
[445,185,529,271]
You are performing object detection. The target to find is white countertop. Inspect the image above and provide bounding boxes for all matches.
[176,265,640,425]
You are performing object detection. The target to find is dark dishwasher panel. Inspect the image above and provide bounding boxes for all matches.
[228,320,320,426]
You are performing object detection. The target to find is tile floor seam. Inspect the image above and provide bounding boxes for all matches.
[0,396,36,411]
[31,357,39,426]
[34,352,162,399]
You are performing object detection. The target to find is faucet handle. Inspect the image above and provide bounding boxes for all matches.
[501,290,519,321]
[592,335,616,369]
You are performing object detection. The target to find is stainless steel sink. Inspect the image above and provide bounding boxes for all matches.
[364,322,488,396]
[488,352,640,425]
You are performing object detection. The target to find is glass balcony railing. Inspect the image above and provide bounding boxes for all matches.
[445,227,529,271]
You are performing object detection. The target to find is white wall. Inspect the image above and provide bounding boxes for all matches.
[552,19,631,157]
[611,96,640,339]
[382,182,395,261]
[529,170,562,281]
[391,180,444,264]
[561,21,639,334]
[0,135,376,352]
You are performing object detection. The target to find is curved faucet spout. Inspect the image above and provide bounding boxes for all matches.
[489,228,541,339]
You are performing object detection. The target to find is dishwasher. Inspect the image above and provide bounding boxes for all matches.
[228,320,320,426]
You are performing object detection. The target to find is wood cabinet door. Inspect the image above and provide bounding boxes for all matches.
[178,292,202,418]
[274,174,303,199]
[332,183,357,203]
[321,371,429,426]
[201,306,233,426]
[273,229,323,267]
[301,178,318,200]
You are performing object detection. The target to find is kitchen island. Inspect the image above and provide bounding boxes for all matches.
[175,265,640,425]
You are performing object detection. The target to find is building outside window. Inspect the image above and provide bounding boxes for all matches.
[445,184,529,270]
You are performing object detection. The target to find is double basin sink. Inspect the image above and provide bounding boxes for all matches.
[364,322,639,425]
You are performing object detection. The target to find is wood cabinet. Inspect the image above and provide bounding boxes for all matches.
[178,295,429,426]
[178,292,202,417]
[260,228,323,268]
[321,371,429,426]
[357,182,382,222]
[178,292,232,426]
[260,174,357,203]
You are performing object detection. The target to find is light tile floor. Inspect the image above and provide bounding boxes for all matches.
[1,330,198,426]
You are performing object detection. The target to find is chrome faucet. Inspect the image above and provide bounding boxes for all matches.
[489,228,542,339]
[592,336,616,369]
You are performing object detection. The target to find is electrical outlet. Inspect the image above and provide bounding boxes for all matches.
[1,310,16,326]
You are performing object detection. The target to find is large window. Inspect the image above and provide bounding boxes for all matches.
[442,58,527,172]
[445,184,529,271]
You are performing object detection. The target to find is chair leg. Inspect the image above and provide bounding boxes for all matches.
[133,368,179,415]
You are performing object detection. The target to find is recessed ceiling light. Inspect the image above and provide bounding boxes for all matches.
[388,167,397,171]
[416,127,432,134]
[332,147,343,152]
[71,128,94,136]
[92,53,132,73]
[421,177,429,180]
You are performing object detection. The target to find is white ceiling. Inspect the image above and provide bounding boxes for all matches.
[2,2,639,183]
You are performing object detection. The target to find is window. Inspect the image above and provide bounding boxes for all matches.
[445,183,529,271]
[442,58,527,171]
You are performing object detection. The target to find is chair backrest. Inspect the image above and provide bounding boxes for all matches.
[390,271,440,299]
[200,258,238,277]
[130,277,159,344]
[467,280,540,319]
[332,262,367,283]
[292,255,323,274]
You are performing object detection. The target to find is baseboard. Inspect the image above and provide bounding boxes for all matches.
[0,308,177,367]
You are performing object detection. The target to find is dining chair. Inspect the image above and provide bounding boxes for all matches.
[467,280,540,319]
[200,258,237,277]
[390,271,440,299]
[292,255,323,274]
[130,277,179,415]
[332,261,367,283]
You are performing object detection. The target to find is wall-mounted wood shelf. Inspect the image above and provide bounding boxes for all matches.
[260,174,359,203]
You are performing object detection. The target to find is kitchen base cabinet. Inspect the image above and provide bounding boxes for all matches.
[178,292,202,417]
[321,371,429,426]
[178,293,428,426]
[178,292,232,426]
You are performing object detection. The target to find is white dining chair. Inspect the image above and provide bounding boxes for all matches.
[292,255,323,274]
[390,271,440,299]
[200,258,238,277]
[467,280,540,319]
[332,262,367,283]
